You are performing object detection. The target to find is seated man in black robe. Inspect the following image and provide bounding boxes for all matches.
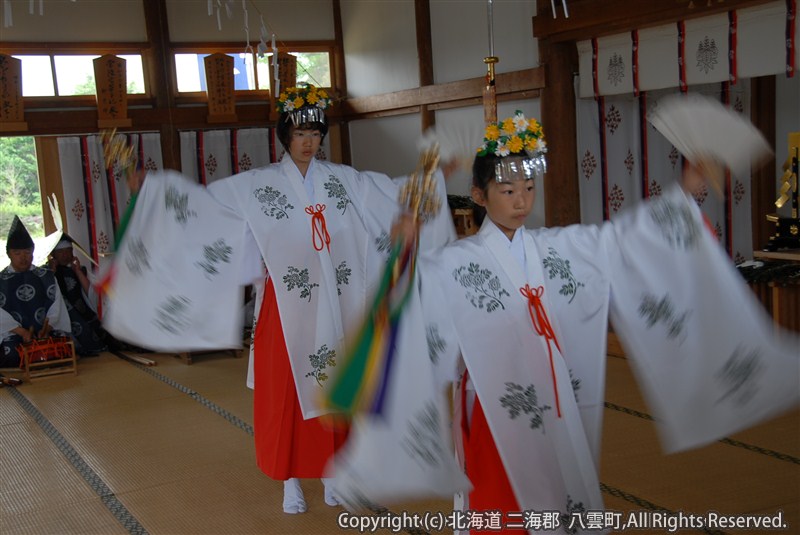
[1,216,71,367]
[47,235,110,356]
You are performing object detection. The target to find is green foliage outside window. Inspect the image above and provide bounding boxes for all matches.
[0,136,44,247]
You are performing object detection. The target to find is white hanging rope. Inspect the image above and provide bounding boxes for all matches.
[3,0,12,28]
[257,15,268,58]
[272,33,279,96]
[242,0,252,56]
[551,0,569,18]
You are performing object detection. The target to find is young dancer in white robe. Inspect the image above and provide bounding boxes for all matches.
[102,86,455,514]
[330,110,800,534]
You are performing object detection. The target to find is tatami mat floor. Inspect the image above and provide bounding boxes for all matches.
[0,350,797,535]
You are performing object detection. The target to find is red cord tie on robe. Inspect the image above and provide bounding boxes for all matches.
[520,284,563,418]
[305,204,331,252]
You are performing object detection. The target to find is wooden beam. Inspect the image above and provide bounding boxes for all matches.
[2,104,271,137]
[340,67,545,119]
[533,0,776,43]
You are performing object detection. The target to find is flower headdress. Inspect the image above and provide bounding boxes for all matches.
[477,110,547,182]
[276,84,332,126]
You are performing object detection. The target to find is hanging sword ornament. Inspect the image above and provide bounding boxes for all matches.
[483,0,498,125]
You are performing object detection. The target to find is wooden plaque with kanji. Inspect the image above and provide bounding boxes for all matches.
[0,54,28,132]
[268,52,297,121]
[94,54,132,128]
[204,53,237,123]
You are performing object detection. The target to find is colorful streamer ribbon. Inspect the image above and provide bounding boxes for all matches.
[324,236,417,417]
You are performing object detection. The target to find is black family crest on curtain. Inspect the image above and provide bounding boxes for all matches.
[56,132,163,287]
[575,2,798,263]
[180,127,295,185]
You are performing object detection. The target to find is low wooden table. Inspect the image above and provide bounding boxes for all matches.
[20,337,78,381]
[752,249,800,333]
[175,349,241,365]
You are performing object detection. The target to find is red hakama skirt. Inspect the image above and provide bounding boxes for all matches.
[462,372,525,534]
[253,279,348,480]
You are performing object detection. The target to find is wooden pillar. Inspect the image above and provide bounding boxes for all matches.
[751,76,777,251]
[36,137,65,235]
[415,0,435,132]
[332,0,352,166]
[142,0,179,171]
[539,39,580,227]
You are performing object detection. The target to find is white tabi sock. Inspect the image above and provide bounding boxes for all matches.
[321,477,340,507]
[283,478,307,514]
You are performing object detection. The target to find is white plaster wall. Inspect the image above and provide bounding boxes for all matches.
[0,0,147,41]
[166,0,335,43]
[340,0,420,97]
[0,0,334,43]
[433,103,547,229]
[349,99,545,227]
[430,0,539,84]
[349,114,422,178]
[342,0,543,224]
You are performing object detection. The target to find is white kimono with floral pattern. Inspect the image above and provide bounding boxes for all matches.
[103,157,455,419]
[331,185,800,533]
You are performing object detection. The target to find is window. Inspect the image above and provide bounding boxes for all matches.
[0,136,43,259]
[289,52,331,88]
[12,54,146,97]
[18,56,55,97]
[174,50,331,94]
[175,52,258,92]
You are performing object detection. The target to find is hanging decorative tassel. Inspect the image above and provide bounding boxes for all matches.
[325,238,417,416]
[324,147,441,417]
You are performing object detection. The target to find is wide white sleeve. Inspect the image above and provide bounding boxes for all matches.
[77,268,99,314]
[605,185,800,453]
[353,167,456,252]
[208,176,265,286]
[47,285,71,333]
[0,306,20,336]
[417,255,462,389]
[328,254,470,511]
[103,170,250,352]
